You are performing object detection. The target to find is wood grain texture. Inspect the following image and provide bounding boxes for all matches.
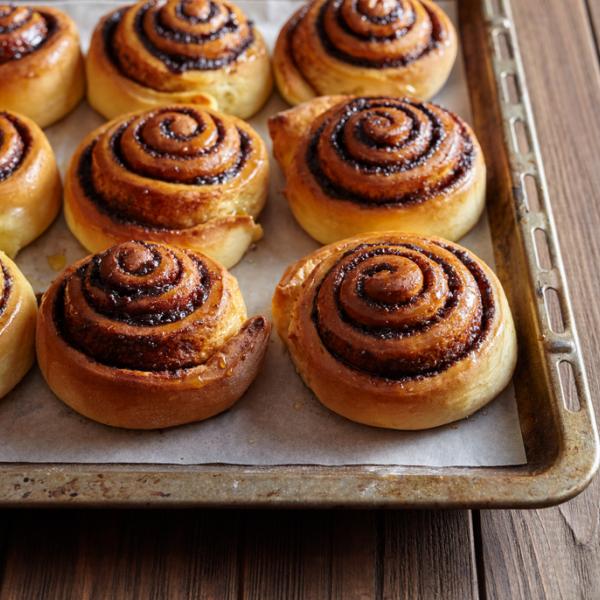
[0,511,241,600]
[585,0,600,59]
[240,511,332,599]
[478,0,600,598]
[382,511,478,600]
[0,510,475,600]
[330,512,380,600]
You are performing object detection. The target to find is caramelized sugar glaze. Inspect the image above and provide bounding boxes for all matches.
[269,96,486,243]
[273,0,457,103]
[88,0,272,118]
[66,105,268,267]
[38,241,271,428]
[273,233,516,430]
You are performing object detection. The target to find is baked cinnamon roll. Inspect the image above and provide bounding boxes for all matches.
[0,111,62,257]
[273,232,516,430]
[269,95,486,243]
[65,105,268,268]
[274,0,457,105]
[37,240,271,429]
[0,4,84,127]
[87,0,273,120]
[0,251,37,400]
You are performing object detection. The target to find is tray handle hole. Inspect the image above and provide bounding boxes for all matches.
[558,360,580,412]
[502,72,521,104]
[533,228,553,270]
[512,118,531,154]
[544,287,565,334]
[522,173,541,211]
[494,31,513,60]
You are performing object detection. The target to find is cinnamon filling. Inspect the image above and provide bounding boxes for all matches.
[311,241,495,380]
[306,97,475,206]
[0,6,57,63]
[0,261,12,318]
[52,242,226,372]
[286,0,445,71]
[76,107,252,228]
[102,0,255,81]
[0,112,31,181]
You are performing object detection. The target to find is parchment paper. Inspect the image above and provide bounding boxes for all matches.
[1,0,526,466]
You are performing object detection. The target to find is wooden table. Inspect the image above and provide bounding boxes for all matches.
[1,1,599,597]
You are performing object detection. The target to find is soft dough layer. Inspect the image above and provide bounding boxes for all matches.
[273,232,517,430]
[273,0,457,105]
[86,0,273,120]
[37,241,271,429]
[269,95,486,244]
[0,4,85,127]
[64,105,269,268]
[0,251,37,400]
[0,111,62,257]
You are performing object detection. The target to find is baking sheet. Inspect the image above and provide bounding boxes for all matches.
[1,0,526,467]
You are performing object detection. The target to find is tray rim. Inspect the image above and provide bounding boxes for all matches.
[0,0,598,508]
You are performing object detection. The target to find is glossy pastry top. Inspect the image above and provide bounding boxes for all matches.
[76,105,264,229]
[279,233,498,381]
[102,0,257,88]
[0,4,57,63]
[288,0,451,70]
[302,96,477,206]
[53,240,246,371]
[0,111,30,182]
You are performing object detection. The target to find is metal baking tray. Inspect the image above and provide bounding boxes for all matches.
[0,0,598,508]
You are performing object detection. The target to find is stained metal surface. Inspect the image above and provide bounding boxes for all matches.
[0,0,597,508]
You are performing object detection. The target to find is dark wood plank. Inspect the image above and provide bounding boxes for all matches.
[240,511,332,600]
[330,512,380,600]
[382,511,478,600]
[0,510,241,600]
[0,511,86,600]
[478,0,600,598]
[0,515,9,589]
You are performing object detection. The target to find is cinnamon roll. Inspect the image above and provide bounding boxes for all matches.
[273,232,517,430]
[0,4,84,127]
[65,105,268,268]
[36,240,271,429]
[86,0,273,120]
[0,251,37,400]
[273,0,457,105]
[0,111,62,257]
[269,95,486,244]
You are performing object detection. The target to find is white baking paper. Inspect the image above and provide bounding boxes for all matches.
[2,1,526,466]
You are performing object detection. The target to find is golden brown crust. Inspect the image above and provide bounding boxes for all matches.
[0,111,62,257]
[0,251,37,399]
[0,5,85,127]
[64,105,269,268]
[36,241,271,429]
[269,95,486,244]
[86,0,273,120]
[273,232,517,430]
[273,0,457,105]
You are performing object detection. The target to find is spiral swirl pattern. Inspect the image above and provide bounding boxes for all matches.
[105,0,255,86]
[54,241,244,371]
[292,0,446,69]
[306,97,475,205]
[0,112,30,182]
[0,255,11,318]
[311,238,494,380]
[77,106,256,229]
[0,4,57,63]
